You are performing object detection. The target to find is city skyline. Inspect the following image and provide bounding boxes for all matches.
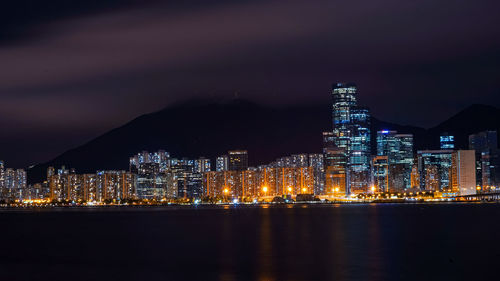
[2,95,500,170]
[2,82,498,205]
[2,2,500,280]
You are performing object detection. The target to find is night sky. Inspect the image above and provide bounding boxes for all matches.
[1,0,500,168]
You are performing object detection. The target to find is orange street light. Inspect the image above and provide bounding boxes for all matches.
[223,188,230,202]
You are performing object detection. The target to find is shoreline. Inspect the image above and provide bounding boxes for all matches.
[1,200,497,210]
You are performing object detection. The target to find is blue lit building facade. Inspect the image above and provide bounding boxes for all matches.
[349,106,371,193]
[376,131,414,191]
[372,156,389,192]
[331,83,371,194]
[377,130,398,158]
[130,151,210,200]
[440,133,455,150]
[469,130,499,190]
[417,150,453,191]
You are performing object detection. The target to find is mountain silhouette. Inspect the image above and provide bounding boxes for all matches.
[28,99,500,183]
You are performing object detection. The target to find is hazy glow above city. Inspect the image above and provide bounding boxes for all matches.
[1,0,500,167]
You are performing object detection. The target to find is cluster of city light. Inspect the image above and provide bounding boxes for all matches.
[1,86,499,207]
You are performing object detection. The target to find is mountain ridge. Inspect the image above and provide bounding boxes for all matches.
[27,99,500,183]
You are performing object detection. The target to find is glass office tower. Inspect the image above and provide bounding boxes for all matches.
[417,150,453,192]
[440,133,455,150]
[469,130,499,190]
[376,130,414,191]
[331,83,371,194]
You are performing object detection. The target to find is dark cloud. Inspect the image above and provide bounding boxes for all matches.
[1,0,500,167]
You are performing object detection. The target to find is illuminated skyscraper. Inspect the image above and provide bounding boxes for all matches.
[469,130,499,190]
[372,156,389,193]
[377,130,398,157]
[376,130,414,191]
[469,131,497,152]
[410,165,420,189]
[131,151,174,200]
[349,106,372,193]
[270,153,324,195]
[194,158,211,173]
[228,150,248,171]
[417,150,453,191]
[331,83,371,194]
[216,155,229,172]
[309,154,325,195]
[0,160,5,201]
[322,131,336,149]
[451,150,476,196]
[48,167,135,202]
[440,133,455,150]
[130,150,208,199]
[0,167,27,202]
[49,166,69,201]
[480,151,500,191]
[97,170,136,201]
[135,162,164,200]
[324,147,348,196]
[173,158,204,199]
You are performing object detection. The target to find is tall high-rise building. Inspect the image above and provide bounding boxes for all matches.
[377,131,413,163]
[417,150,453,191]
[131,151,176,200]
[228,150,248,171]
[194,158,211,173]
[216,155,229,172]
[349,106,372,193]
[440,133,455,150]
[48,167,135,202]
[480,151,500,190]
[47,167,55,180]
[324,147,348,196]
[269,153,324,195]
[322,131,336,150]
[469,130,499,190]
[410,165,420,189]
[0,160,5,201]
[451,150,476,196]
[309,154,325,195]
[376,130,414,191]
[2,168,27,201]
[172,159,204,199]
[331,83,371,194]
[131,151,210,200]
[97,171,136,201]
[135,162,165,200]
[469,131,498,152]
[15,169,27,201]
[372,156,389,193]
[49,166,69,201]
[377,130,398,157]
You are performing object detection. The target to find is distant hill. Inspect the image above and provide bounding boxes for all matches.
[427,104,500,149]
[27,99,500,183]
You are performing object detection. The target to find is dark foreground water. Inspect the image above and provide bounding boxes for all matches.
[1,203,499,281]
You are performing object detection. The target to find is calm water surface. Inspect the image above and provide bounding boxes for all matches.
[1,203,499,281]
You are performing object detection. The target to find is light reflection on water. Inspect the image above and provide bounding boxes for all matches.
[1,204,499,281]
[208,204,499,281]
